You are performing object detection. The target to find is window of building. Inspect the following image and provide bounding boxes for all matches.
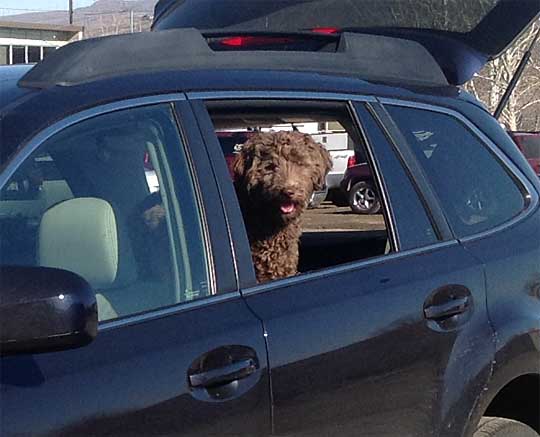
[43,46,57,59]
[12,46,25,64]
[28,46,41,63]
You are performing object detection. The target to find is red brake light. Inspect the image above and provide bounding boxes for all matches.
[219,36,293,47]
[310,27,340,34]
[347,155,356,168]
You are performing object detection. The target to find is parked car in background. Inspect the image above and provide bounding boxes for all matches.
[508,131,540,176]
[340,154,381,214]
[311,131,355,201]
[1,1,540,436]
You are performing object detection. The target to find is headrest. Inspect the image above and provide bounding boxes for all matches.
[39,197,137,289]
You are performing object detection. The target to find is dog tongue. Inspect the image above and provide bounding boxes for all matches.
[280,202,296,214]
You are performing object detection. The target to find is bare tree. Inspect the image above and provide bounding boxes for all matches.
[465,21,540,131]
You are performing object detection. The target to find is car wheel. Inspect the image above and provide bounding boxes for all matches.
[474,417,539,437]
[348,181,380,214]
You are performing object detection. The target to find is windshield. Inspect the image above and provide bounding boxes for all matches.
[155,0,498,33]
[520,135,540,159]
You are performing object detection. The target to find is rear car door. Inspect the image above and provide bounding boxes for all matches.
[191,94,493,437]
[0,98,270,436]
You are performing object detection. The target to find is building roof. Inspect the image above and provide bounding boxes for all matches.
[0,20,83,34]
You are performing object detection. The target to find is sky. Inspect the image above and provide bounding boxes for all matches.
[0,0,95,14]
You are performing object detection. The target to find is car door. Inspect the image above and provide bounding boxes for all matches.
[0,98,271,437]
[191,94,494,437]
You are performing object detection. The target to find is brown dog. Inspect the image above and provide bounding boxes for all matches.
[233,131,332,283]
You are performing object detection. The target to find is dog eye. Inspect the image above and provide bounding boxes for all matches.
[265,163,278,171]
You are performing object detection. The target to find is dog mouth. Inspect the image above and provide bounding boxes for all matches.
[280,201,297,215]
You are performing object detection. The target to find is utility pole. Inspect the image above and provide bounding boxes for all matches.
[69,0,73,24]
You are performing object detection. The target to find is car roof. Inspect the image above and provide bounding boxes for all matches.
[0,65,34,111]
[2,63,467,166]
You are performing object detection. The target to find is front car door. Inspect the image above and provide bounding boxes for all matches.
[190,93,494,437]
[0,97,270,436]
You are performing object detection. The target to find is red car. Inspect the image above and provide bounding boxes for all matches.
[508,131,540,176]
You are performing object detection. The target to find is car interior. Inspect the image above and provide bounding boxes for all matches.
[0,106,206,321]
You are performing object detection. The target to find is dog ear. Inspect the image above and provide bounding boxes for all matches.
[313,145,333,191]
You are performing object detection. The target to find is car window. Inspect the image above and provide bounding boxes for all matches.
[0,104,211,321]
[386,105,526,238]
[206,100,391,283]
[353,103,438,249]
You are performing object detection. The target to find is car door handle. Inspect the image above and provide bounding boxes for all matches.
[189,358,258,389]
[424,296,471,320]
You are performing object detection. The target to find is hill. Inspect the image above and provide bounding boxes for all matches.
[0,0,157,37]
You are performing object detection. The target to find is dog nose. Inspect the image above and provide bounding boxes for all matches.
[283,189,295,197]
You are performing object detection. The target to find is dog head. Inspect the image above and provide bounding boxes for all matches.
[233,131,332,222]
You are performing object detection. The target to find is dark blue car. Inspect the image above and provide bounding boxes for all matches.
[1,1,539,436]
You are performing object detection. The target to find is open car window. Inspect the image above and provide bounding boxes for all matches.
[205,99,438,283]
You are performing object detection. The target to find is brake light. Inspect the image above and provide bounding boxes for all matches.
[347,155,356,168]
[219,36,294,47]
[310,27,340,34]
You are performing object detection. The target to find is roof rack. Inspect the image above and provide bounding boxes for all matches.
[19,28,449,89]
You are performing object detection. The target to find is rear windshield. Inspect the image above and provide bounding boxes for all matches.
[154,0,498,34]
[520,135,540,159]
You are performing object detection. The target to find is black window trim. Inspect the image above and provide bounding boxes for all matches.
[378,97,538,243]
[0,94,234,330]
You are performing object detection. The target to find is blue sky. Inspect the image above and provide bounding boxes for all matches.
[0,0,95,14]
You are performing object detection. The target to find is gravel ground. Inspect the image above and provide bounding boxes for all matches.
[303,202,386,231]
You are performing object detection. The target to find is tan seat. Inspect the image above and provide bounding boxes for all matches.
[38,197,137,321]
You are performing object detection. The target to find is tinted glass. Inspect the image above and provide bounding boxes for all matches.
[387,105,526,237]
[0,104,210,321]
[354,103,437,249]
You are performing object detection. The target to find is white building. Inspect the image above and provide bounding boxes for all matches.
[0,21,83,65]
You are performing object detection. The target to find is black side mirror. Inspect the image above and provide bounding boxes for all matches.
[0,266,98,356]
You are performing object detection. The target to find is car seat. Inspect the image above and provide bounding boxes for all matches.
[38,197,138,321]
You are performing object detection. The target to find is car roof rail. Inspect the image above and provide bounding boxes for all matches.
[19,28,449,89]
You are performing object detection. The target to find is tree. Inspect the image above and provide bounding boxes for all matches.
[465,21,540,131]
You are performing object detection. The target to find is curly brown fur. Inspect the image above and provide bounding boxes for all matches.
[233,131,332,283]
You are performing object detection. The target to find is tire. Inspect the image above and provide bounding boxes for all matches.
[474,417,539,437]
[348,181,381,214]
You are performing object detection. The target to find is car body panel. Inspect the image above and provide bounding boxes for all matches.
[1,296,271,436]
[459,210,540,436]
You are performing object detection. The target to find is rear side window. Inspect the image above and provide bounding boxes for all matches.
[386,105,526,238]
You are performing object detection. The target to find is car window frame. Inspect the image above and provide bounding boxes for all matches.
[377,98,539,243]
[0,94,244,330]
[187,90,459,291]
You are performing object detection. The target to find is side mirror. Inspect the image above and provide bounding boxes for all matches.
[0,266,98,356]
